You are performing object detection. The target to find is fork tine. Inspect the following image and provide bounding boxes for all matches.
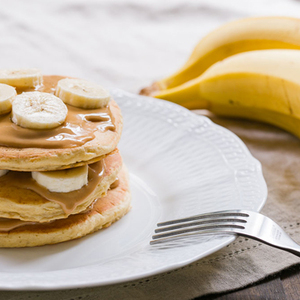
[157,210,249,227]
[150,226,239,245]
[152,222,245,240]
[155,217,247,233]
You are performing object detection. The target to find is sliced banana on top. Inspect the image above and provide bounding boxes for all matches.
[0,69,42,89]
[55,78,111,109]
[0,83,16,114]
[12,92,68,129]
[32,165,88,193]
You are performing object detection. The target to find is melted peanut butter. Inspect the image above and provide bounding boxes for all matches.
[0,218,36,232]
[0,76,115,149]
[0,76,120,233]
[0,170,123,233]
[0,160,105,215]
[110,177,119,189]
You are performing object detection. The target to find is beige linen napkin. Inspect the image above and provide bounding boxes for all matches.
[2,112,300,300]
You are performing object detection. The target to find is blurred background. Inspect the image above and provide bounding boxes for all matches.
[1,0,300,93]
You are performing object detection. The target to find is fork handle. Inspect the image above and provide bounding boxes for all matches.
[241,218,300,258]
[243,234,300,257]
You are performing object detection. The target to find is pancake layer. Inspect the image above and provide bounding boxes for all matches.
[0,149,122,222]
[0,165,131,247]
[0,75,123,172]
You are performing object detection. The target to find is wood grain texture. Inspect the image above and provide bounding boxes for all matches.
[196,264,300,300]
[281,266,300,300]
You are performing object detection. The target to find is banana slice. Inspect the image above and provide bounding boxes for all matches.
[55,78,111,109]
[32,165,88,193]
[0,83,16,114]
[0,170,8,177]
[12,92,68,129]
[0,69,42,89]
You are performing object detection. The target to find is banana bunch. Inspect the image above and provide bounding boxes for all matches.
[140,17,300,138]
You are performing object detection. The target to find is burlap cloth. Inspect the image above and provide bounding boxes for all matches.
[1,0,300,299]
[1,113,300,300]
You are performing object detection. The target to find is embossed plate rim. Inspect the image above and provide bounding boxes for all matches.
[0,89,267,290]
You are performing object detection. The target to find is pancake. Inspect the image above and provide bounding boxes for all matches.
[0,75,123,172]
[0,165,131,248]
[0,149,122,222]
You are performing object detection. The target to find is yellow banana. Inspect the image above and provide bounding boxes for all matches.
[153,49,300,138]
[141,16,300,96]
[208,104,300,139]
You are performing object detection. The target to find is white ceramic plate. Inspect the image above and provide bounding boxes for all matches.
[0,90,267,290]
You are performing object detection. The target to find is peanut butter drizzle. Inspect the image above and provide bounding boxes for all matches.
[0,160,105,215]
[0,164,124,233]
[0,218,36,232]
[0,75,115,149]
[0,76,118,232]
[110,177,119,189]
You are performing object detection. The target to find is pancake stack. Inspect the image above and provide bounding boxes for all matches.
[0,70,131,247]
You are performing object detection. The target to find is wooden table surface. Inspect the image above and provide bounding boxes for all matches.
[195,264,300,300]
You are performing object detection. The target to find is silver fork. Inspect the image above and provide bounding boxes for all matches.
[150,209,300,257]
